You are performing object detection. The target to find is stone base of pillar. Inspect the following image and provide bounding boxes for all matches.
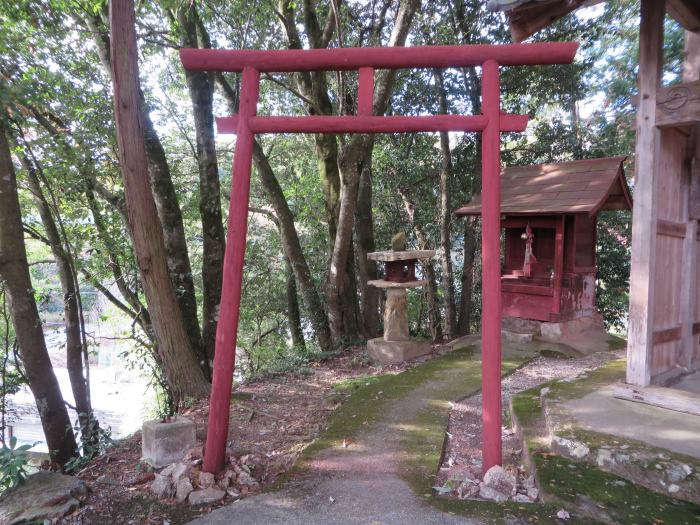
[367,338,432,365]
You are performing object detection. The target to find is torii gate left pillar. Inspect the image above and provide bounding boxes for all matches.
[179,43,578,474]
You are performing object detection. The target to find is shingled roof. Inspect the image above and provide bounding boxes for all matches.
[455,156,632,217]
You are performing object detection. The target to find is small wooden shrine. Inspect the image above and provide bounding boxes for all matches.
[366,234,435,364]
[456,157,632,324]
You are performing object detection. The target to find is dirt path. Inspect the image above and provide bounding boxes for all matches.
[188,348,493,525]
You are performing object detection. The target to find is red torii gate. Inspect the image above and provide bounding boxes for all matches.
[179,42,578,474]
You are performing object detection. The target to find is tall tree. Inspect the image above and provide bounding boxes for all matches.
[325,0,421,342]
[0,112,77,467]
[434,68,458,339]
[78,5,208,374]
[16,136,97,448]
[109,0,209,405]
[173,2,226,363]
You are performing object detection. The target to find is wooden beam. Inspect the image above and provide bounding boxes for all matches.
[627,0,665,387]
[614,383,700,416]
[667,0,700,31]
[180,43,579,72]
[652,325,683,344]
[655,80,700,128]
[657,218,688,238]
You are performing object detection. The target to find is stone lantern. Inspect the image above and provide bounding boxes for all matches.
[366,233,436,364]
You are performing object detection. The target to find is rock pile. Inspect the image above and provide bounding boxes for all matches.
[149,447,264,506]
[454,465,539,503]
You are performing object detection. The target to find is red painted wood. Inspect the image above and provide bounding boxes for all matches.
[203,66,260,473]
[358,67,374,116]
[385,260,416,282]
[480,59,502,473]
[180,43,578,72]
[183,42,579,474]
[216,114,529,134]
[503,291,553,322]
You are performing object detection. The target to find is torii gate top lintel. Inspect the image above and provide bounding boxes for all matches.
[179,42,578,475]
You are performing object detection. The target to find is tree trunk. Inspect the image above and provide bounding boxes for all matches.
[326,0,420,343]
[355,163,381,338]
[19,151,96,446]
[457,217,477,335]
[176,3,226,365]
[434,68,457,340]
[252,141,333,351]
[285,257,305,350]
[398,188,443,340]
[0,116,77,467]
[83,8,207,377]
[109,0,209,406]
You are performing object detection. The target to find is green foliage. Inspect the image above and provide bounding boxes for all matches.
[597,211,632,331]
[64,413,113,474]
[0,437,34,495]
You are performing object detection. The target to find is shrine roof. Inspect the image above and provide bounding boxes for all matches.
[485,0,700,42]
[455,156,632,217]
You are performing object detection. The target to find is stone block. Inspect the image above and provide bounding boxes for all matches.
[142,416,196,467]
[501,330,534,344]
[367,338,431,364]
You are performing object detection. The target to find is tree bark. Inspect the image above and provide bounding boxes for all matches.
[398,188,443,340]
[285,257,305,349]
[19,149,96,446]
[109,0,209,406]
[457,217,477,335]
[0,115,77,467]
[434,68,457,340]
[83,7,207,376]
[176,2,226,365]
[355,163,381,337]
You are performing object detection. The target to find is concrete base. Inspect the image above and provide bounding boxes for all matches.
[367,338,432,365]
[142,416,196,467]
[563,384,700,460]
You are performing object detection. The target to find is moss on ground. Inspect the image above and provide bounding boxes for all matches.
[300,347,601,523]
[511,357,700,524]
[301,346,479,460]
[535,453,700,524]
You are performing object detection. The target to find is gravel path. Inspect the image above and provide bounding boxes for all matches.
[437,349,624,498]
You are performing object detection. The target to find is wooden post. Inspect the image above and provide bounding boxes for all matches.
[481,59,502,472]
[627,0,665,387]
[203,66,260,473]
[681,29,700,368]
[358,67,374,116]
[552,216,565,317]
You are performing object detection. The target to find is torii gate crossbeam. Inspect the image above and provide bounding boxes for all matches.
[179,42,578,474]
